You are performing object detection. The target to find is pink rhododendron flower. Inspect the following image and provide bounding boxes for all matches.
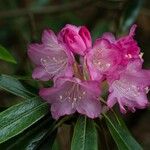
[102,25,141,65]
[58,24,92,56]
[28,29,74,81]
[85,38,121,80]
[28,24,150,119]
[39,77,101,119]
[107,59,150,113]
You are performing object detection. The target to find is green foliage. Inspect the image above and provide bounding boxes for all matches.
[71,116,98,150]
[119,0,143,33]
[0,116,55,149]
[0,97,48,144]
[0,74,36,98]
[104,114,143,150]
[0,45,16,64]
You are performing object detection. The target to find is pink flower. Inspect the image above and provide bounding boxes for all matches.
[85,38,121,81]
[58,24,92,56]
[107,59,150,113]
[102,25,141,65]
[28,29,74,81]
[39,77,101,119]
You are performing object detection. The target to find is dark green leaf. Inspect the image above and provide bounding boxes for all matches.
[119,0,143,32]
[104,114,143,150]
[0,97,48,144]
[71,116,98,150]
[51,138,60,150]
[0,45,16,64]
[0,74,36,98]
[0,116,55,150]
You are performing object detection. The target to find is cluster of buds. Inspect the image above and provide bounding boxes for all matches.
[28,24,150,120]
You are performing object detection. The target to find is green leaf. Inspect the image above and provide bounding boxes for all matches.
[103,114,143,150]
[0,116,55,149]
[0,45,16,64]
[0,74,36,98]
[119,0,143,32]
[71,116,98,150]
[0,97,48,144]
[51,138,60,150]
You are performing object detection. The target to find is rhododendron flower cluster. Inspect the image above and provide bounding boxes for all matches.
[28,24,150,120]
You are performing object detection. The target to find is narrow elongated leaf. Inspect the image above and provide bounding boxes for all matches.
[0,74,36,98]
[0,45,16,63]
[0,116,55,149]
[0,97,48,144]
[120,0,143,32]
[71,116,98,150]
[104,114,142,150]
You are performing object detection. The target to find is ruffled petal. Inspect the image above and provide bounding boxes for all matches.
[51,101,76,120]
[42,29,58,46]
[102,32,116,43]
[76,97,101,118]
[39,77,102,119]
[86,38,121,80]
[107,59,150,112]
[28,28,74,80]
[28,44,50,65]
[32,66,51,81]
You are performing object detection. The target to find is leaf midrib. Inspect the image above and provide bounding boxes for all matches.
[0,101,47,130]
[81,116,86,150]
[104,114,131,150]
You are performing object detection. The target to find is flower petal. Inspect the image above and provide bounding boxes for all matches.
[79,26,92,48]
[51,101,76,120]
[86,38,121,80]
[102,32,116,43]
[28,29,74,80]
[32,66,51,81]
[39,77,102,119]
[107,59,150,112]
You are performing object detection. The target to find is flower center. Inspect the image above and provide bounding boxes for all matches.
[58,82,86,108]
[40,51,68,76]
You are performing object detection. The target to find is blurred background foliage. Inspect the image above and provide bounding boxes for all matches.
[0,0,150,149]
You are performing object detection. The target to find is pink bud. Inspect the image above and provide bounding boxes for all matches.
[79,26,92,48]
[64,29,87,56]
[58,24,92,55]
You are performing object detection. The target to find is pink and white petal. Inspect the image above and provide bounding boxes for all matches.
[28,44,50,65]
[85,53,104,81]
[93,38,111,49]
[51,101,76,120]
[107,93,117,108]
[32,66,51,81]
[102,32,116,43]
[76,97,101,118]
[39,87,60,103]
[129,24,137,36]
[42,29,58,45]
[80,81,101,96]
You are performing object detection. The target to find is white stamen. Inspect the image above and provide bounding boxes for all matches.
[139,53,144,60]
[79,96,82,99]
[128,54,132,58]
[145,87,149,94]
[59,95,63,100]
[73,98,77,101]
[82,91,86,95]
